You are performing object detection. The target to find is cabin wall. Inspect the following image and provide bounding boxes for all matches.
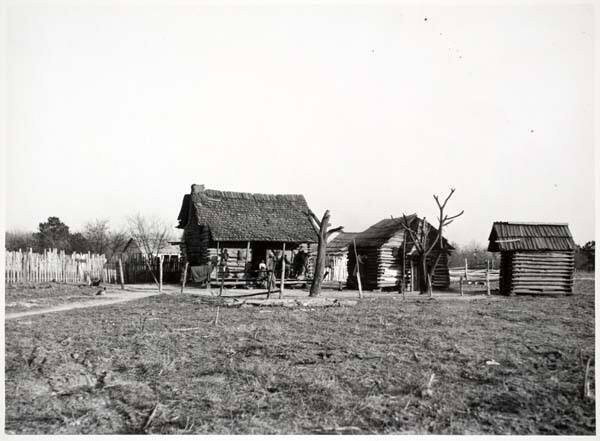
[500,251,574,295]
[347,245,379,290]
[322,251,349,283]
[206,243,252,278]
[429,251,450,289]
[182,224,210,266]
[332,252,349,282]
[376,231,406,289]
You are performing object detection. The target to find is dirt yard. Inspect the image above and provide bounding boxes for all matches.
[4,283,160,317]
[4,283,111,314]
[4,278,595,434]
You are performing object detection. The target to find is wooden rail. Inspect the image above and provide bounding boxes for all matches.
[449,267,500,283]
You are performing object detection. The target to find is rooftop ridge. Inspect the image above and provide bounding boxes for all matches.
[493,221,569,226]
[202,188,307,201]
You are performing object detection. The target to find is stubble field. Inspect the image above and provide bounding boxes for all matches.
[4,278,595,434]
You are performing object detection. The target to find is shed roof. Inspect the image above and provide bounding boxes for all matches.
[122,238,180,256]
[327,232,359,254]
[177,184,318,243]
[487,222,575,252]
[353,215,453,249]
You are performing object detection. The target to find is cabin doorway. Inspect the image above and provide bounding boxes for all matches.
[249,242,269,271]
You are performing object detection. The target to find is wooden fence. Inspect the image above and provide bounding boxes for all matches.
[449,266,500,283]
[5,249,117,284]
[115,255,182,285]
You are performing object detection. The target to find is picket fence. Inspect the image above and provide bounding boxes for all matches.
[5,249,118,284]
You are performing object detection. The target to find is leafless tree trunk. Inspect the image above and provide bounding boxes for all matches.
[306,209,343,297]
[127,214,172,257]
[127,214,174,290]
[400,188,463,296]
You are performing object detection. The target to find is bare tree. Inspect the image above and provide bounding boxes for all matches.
[83,219,110,255]
[126,214,173,257]
[82,219,129,261]
[400,188,464,296]
[126,214,175,289]
[106,228,129,261]
[5,230,36,251]
[305,209,343,297]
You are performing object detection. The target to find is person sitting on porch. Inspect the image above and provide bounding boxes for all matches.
[257,260,267,287]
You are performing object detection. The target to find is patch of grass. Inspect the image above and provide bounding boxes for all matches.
[4,279,595,434]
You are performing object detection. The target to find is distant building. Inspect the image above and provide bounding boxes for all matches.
[487,222,575,295]
[121,238,180,259]
[319,232,359,286]
[347,215,454,291]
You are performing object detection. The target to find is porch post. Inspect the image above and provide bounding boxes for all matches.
[279,242,286,299]
[245,241,251,276]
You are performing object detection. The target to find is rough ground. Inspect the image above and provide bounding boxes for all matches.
[4,283,160,318]
[4,278,595,434]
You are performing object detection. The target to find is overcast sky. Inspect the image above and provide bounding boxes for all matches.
[4,1,595,246]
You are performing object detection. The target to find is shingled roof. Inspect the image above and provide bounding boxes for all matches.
[326,232,359,254]
[487,222,575,252]
[177,184,318,243]
[353,215,454,249]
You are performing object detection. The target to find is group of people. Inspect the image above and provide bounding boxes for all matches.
[205,246,312,288]
[255,248,311,288]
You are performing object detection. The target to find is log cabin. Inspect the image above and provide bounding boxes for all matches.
[346,215,454,291]
[321,232,359,286]
[176,184,318,284]
[487,222,575,295]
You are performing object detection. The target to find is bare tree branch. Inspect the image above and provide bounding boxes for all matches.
[439,188,456,210]
[305,210,322,228]
[444,210,464,223]
[400,214,422,253]
[326,226,344,238]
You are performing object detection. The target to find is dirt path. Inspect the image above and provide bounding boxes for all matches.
[5,283,500,321]
[5,288,161,320]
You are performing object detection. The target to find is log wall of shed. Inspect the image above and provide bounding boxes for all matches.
[500,251,574,295]
[376,232,406,289]
[346,245,379,290]
[346,241,450,291]
[428,251,450,289]
[182,224,210,266]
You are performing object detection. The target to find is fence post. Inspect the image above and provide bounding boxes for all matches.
[486,268,491,296]
[159,255,164,293]
[118,257,125,290]
[28,248,33,283]
[279,243,286,299]
[464,258,468,281]
[460,276,464,296]
[181,261,189,294]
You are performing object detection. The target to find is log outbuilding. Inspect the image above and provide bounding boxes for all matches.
[347,215,454,291]
[321,232,358,286]
[487,222,575,295]
[176,184,318,284]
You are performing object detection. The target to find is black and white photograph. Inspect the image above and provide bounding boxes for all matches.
[1,0,596,435]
